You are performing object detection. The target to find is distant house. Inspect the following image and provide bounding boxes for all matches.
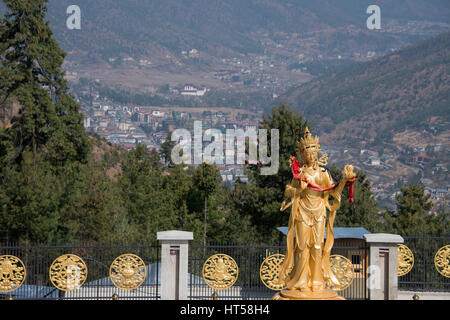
[133,110,152,123]
[93,110,105,117]
[121,144,137,151]
[99,117,109,128]
[181,85,207,96]
[409,153,434,165]
[435,189,448,199]
[369,156,380,166]
[188,48,200,58]
[434,143,442,152]
[83,116,91,128]
[152,110,165,118]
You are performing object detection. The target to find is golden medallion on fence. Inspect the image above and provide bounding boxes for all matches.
[0,255,26,293]
[434,245,450,278]
[109,254,147,290]
[49,254,88,291]
[398,244,414,276]
[202,254,238,290]
[327,255,354,291]
[259,254,286,291]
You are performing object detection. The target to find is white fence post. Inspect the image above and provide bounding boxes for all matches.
[157,230,193,300]
[364,233,404,300]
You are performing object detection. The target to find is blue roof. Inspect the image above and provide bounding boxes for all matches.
[277,227,370,240]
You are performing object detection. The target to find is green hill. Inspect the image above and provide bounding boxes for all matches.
[281,31,450,148]
[2,0,449,67]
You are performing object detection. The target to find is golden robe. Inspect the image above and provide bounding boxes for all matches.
[279,165,346,291]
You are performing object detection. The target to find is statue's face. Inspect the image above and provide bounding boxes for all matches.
[303,146,318,165]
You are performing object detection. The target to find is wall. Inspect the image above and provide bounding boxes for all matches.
[398,291,450,300]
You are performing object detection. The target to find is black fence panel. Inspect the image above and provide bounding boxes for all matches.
[398,236,450,292]
[188,241,369,300]
[0,243,160,300]
[330,240,369,300]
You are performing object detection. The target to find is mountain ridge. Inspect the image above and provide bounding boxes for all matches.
[3,0,449,72]
[280,31,449,149]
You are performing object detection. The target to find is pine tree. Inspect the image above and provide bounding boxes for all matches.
[0,151,62,243]
[58,160,131,244]
[384,184,434,236]
[0,0,91,166]
[251,103,311,190]
[192,163,222,246]
[0,1,91,243]
[231,103,311,242]
[160,132,176,167]
[328,165,383,232]
[118,144,170,241]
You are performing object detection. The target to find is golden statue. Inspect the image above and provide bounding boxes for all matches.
[274,128,356,300]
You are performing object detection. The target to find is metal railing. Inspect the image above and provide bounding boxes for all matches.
[398,236,450,292]
[0,242,160,300]
[188,240,369,300]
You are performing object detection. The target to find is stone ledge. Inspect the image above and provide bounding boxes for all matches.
[157,230,194,241]
[364,233,404,244]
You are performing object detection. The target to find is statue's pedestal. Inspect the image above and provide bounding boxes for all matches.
[272,288,345,300]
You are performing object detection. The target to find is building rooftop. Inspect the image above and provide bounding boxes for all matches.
[276,227,371,239]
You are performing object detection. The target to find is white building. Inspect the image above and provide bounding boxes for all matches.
[83,117,91,128]
[181,85,207,97]
[369,156,381,166]
[152,110,165,117]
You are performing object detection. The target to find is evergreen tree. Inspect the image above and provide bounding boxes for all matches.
[0,0,93,244]
[432,205,450,236]
[118,144,174,241]
[328,165,383,232]
[0,151,62,243]
[192,163,222,246]
[57,160,131,244]
[163,164,195,231]
[384,184,434,235]
[231,103,311,242]
[0,0,91,166]
[160,132,176,167]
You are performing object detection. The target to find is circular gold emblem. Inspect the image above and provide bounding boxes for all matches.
[0,255,26,293]
[434,245,450,278]
[202,254,239,290]
[327,255,354,291]
[109,254,147,290]
[49,254,88,291]
[259,254,286,291]
[398,244,414,276]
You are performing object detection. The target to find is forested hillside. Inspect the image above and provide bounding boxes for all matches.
[1,1,448,246]
[1,0,448,67]
[281,31,450,147]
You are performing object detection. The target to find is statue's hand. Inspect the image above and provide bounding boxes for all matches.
[343,165,356,181]
[300,179,308,191]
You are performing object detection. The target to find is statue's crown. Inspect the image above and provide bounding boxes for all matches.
[298,127,320,151]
